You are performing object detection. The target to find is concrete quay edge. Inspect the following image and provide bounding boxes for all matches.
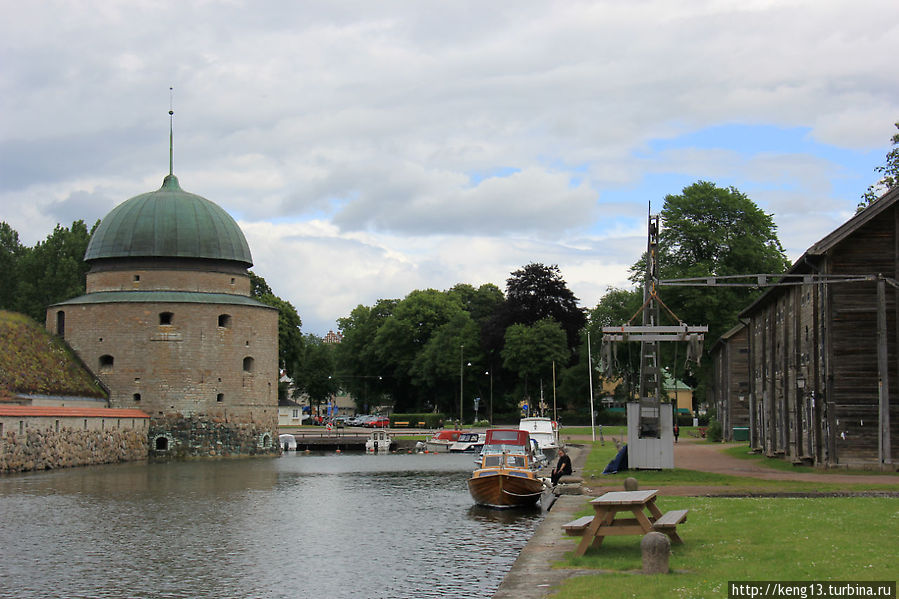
[492,444,594,599]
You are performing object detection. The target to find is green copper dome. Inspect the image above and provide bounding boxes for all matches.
[84,175,253,266]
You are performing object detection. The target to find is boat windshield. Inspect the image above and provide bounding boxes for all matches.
[482,443,526,455]
[482,453,528,468]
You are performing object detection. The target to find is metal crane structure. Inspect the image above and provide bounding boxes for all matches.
[601,212,708,469]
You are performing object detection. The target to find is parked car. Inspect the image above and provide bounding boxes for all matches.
[368,416,390,428]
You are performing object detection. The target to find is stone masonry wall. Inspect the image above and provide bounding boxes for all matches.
[1,424,148,473]
[149,412,279,459]
[50,301,278,419]
[87,267,251,296]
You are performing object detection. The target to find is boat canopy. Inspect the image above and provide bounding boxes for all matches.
[431,430,462,442]
[484,429,529,445]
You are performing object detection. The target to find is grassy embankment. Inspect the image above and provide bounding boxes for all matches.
[550,440,898,599]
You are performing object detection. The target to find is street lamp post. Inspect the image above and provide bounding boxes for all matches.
[459,344,464,424]
[485,369,493,425]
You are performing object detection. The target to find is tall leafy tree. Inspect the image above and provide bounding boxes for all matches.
[249,271,304,381]
[373,289,465,411]
[14,220,96,321]
[335,299,397,412]
[409,310,481,418]
[859,120,899,209]
[0,223,24,312]
[501,318,570,406]
[634,181,789,344]
[500,262,586,353]
[630,181,789,406]
[295,334,338,417]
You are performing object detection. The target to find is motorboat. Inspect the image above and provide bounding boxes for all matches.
[279,433,297,451]
[448,432,483,453]
[467,429,547,508]
[425,429,463,453]
[518,417,562,460]
[365,429,392,453]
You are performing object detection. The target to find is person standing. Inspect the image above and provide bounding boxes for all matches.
[550,448,572,486]
[673,422,680,444]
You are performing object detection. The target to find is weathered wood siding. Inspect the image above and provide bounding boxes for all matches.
[710,325,750,441]
[742,197,899,467]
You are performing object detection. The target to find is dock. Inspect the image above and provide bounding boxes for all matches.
[283,430,421,451]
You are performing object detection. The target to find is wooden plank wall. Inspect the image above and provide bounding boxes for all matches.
[711,326,750,441]
[825,209,898,464]
[745,204,899,466]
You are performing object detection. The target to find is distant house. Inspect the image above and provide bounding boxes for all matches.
[721,186,899,467]
[278,397,306,427]
[323,330,343,344]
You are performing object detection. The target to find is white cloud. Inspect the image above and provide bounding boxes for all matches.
[2,0,899,334]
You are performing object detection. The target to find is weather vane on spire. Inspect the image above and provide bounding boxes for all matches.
[169,86,174,176]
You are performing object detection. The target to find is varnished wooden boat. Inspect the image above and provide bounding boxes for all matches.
[467,429,546,508]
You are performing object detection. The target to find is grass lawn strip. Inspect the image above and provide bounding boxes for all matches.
[552,496,898,599]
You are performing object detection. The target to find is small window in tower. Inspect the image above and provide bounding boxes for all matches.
[56,311,65,336]
[217,393,224,402]
[230,277,236,285]
[99,355,114,372]
[134,275,140,282]
[159,312,174,325]
[133,393,141,402]
[243,356,255,373]
[218,314,232,328]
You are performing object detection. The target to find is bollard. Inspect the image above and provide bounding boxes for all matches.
[624,477,639,491]
[641,531,670,574]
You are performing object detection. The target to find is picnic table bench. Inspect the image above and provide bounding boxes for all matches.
[562,490,689,555]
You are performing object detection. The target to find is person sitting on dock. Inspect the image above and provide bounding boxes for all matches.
[550,448,572,486]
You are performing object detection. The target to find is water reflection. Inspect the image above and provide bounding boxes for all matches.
[0,452,544,599]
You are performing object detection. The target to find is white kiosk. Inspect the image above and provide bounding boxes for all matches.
[626,400,674,469]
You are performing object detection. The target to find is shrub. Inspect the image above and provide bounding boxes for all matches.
[706,418,723,442]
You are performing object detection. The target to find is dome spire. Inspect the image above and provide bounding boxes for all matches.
[168,86,174,176]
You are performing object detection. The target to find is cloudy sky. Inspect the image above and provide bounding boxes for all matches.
[2,1,898,335]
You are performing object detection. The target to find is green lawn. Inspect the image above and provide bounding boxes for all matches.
[553,496,898,599]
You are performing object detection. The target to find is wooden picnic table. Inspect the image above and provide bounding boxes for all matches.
[573,489,667,556]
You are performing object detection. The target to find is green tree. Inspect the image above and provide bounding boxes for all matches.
[859,121,899,209]
[635,181,789,344]
[372,289,465,411]
[501,318,570,406]
[502,263,586,352]
[249,271,304,381]
[14,220,96,321]
[409,310,481,418]
[295,334,338,418]
[0,223,24,311]
[335,299,397,412]
[630,181,789,406]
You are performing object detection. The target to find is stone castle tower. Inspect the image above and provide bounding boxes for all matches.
[46,173,279,458]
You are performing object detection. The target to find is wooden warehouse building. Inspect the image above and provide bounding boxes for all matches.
[712,186,898,468]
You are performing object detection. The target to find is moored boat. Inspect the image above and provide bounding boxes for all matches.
[467,429,546,508]
[448,432,483,453]
[518,417,562,460]
[425,429,463,453]
[365,429,392,453]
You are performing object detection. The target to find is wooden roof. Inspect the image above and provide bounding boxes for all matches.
[740,186,899,317]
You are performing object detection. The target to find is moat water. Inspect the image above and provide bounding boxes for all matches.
[0,451,544,599]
